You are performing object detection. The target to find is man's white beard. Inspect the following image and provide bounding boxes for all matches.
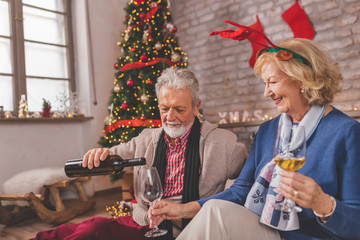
[163,120,193,138]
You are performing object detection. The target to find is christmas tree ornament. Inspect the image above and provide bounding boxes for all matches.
[125,56,130,60]
[18,94,29,118]
[114,83,121,93]
[105,114,114,125]
[149,1,157,8]
[282,0,315,39]
[173,26,177,33]
[139,12,145,19]
[124,32,129,42]
[121,102,129,110]
[142,29,149,43]
[166,23,174,32]
[154,41,162,50]
[105,103,115,125]
[131,47,136,52]
[140,94,149,103]
[127,79,135,87]
[140,55,147,61]
[140,115,146,120]
[171,52,181,63]
[114,63,119,69]
[146,79,153,85]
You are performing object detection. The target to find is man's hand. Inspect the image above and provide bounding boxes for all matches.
[82,148,110,169]
[148,200,201,229]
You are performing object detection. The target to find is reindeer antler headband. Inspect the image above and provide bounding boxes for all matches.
[210,20,311,67]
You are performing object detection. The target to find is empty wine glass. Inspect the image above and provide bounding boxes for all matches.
[137,166,168,238]
[273,124,306,212]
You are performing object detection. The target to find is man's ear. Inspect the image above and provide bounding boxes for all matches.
[194,99,201,116]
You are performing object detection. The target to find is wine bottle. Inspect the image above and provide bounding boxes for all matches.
[64,155,146,177]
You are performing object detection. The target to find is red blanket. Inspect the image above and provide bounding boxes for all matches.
[31,216,149,240]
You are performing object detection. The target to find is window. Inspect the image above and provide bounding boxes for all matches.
[0,0,74,113]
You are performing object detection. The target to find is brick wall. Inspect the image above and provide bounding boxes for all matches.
[171,0,360,147]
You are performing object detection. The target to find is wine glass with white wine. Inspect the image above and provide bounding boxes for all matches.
[273,124,306,212]
[137,166,168,238]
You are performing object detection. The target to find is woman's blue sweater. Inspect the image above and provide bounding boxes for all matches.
[198,108,360,240]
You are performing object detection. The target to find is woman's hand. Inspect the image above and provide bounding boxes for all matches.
[279,171,334,216]
[148,200,201,229]
[82,148,110,169]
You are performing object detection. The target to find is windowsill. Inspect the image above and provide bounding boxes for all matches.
[0,116,94,123]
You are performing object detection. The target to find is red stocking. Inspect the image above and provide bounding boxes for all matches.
[248,15,266,68]
[282,0,315,39]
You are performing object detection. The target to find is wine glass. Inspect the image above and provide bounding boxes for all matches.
[273,124,306,212]
[137,166,168,238]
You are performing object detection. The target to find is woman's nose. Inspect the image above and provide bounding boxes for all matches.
[264,85,271,98]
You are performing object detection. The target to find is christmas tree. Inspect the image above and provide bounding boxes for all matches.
[99,0,187,153]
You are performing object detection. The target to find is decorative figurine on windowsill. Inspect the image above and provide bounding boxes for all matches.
[42,98,51,117]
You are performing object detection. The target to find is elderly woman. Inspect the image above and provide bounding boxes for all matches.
[150,38,360,240]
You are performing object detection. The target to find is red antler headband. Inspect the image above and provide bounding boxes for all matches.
[210,20,311,67]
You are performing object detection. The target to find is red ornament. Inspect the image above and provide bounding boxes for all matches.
[140,55,147,61]
[131,47,136,52]
[114,63,118,69]
[121,103,128,110]
[146,79,153,85]
[173,26,177,33]
[127,79,134,87]
[139,12,145,19]
[140,116,146,120]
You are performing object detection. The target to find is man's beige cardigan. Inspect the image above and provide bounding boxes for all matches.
[110,120,248,227]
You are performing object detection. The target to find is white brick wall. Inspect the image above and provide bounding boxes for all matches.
[171,0,360,147]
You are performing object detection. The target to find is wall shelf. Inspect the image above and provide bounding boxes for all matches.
[0,116,94,123]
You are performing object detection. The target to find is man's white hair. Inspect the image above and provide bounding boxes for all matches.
[155,67,199,107]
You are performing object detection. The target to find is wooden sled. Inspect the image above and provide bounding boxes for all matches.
[0,177,95,225]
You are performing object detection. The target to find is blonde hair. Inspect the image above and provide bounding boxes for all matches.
[254,38,343,105]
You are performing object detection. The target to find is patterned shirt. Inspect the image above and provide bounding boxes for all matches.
[163,128,191,197]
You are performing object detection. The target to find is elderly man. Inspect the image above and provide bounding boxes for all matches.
[33,67,247,240]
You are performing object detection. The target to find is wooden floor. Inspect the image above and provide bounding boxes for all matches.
[0,189,124,240]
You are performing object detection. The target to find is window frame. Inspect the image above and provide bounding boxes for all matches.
[0,0,75,114]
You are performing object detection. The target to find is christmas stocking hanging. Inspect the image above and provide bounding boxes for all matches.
[282,0,315,39]
[248,15,266,68]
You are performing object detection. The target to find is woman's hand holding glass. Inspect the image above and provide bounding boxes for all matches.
[273,124,306,212]
[275,124,334,217]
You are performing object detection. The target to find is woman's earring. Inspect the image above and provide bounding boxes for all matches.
[301,88,305,94]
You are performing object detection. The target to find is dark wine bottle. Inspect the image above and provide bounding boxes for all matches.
[64,155,146,178]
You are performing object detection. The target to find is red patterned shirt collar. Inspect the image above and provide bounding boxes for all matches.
[164,127,191,150]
